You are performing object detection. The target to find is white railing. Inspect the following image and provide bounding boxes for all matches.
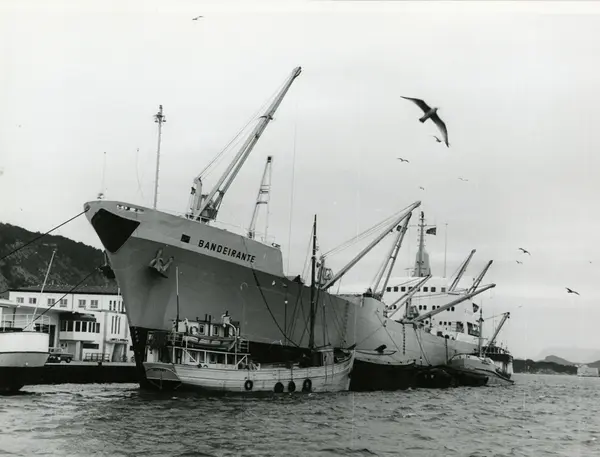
[0,314,51,332]
[172,345,258,370]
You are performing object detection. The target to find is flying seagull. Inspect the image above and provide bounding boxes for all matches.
[516,260,523,265]
[401,96,449,147]
[518,248,531,256]
[192,15,204,20]
[397,157,409,163]
[458,177,468,182]
[419,186,425,190]
[566,287,580,296]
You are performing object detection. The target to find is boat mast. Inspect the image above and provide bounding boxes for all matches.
[416,212,425,277]
[153,105,166,210]
[248,156,273,240]
[29,248,56,325]
[189,67,302,223]
[477,307,484,357]
[175,266,180,333]
[309,215,317,351]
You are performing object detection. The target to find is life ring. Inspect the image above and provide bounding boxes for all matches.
[190,326,199,335]
[288,381,296,392]
[244,379,253,391]
[274,382,284,393]
[302,378,312,392]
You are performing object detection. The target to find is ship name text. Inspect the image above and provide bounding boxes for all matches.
[198,240,256,263]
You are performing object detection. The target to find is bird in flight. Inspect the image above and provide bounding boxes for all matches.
[566,287,580,296]
[516,260,523,265]
[401,96,449,147]
[458,177,468,182]
[518,248,531,256]
[397,158,409,163]
[432,135,442,143]
[192,15,204,20]
[419,186,425,190]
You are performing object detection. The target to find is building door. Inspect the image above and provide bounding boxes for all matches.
[48,325,56,348]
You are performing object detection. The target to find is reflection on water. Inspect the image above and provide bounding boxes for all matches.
[1,374,599,456]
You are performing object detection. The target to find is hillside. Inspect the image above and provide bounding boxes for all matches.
[0,223,114,295]
[543,355,575,366]
[514,359,577,375]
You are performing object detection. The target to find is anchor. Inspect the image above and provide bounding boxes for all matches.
[149,248,174,278]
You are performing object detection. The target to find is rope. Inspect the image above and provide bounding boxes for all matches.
[239,238,299,347]
[0,209,90,262]
[286,99,298,275]
[322,203,415,258]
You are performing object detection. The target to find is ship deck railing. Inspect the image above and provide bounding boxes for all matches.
[0,314,51,332]
[170,344,258,371]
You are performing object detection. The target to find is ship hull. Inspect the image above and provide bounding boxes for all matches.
[85,201,479,390]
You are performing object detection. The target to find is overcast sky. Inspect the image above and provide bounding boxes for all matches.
[2,0,599,360]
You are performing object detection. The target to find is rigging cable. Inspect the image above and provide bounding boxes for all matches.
[0,209,90,262]
[28,266,102,326]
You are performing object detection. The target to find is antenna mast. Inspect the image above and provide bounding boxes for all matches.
[309,215,317,351]
[153,105,166,210]
[248,156,273,240]
[444,222,448,278]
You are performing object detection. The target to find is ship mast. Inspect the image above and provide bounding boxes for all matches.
[309,215,317,352]
[248,156,273,240]
[477,307,484,357]
[153,105,166,210]
[188,67,302,223]
[416,211,425,277]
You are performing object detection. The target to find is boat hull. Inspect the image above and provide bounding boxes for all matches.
[0,332,50,394]
[143,354,354,393]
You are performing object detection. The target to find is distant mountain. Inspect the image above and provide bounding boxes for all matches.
[0,222,113,296]
[514,358,577,375]
[536,347,600,365]
[543,355,575,366]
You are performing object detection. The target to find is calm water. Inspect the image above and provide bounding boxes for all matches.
[1,374,599,456]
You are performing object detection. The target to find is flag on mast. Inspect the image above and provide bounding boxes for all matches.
[426,227,437,235]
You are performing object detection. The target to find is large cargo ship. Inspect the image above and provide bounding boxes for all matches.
[85,66,499,390]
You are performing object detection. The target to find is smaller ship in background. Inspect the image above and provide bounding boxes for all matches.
[577,365,599,377]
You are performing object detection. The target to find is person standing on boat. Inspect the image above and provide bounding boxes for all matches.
[222,311,231,326]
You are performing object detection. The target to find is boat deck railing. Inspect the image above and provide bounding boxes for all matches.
[172,344,258,371]
[0,314,51,332]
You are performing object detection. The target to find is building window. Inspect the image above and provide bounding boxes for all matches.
[90,300,98,309]
[408,286,413,291]
[78,299,86,308]
[75,321,81,332]
[96,323,100,333]
[16,297,24,303]
[418,305,422,310]
[401,286,406,292]
[82,322,88,332]
[393,286,398,292]
[386,287,391,292]
[60,299,67,307]
[181,234,190,243]
[451,307,455,312]
[439,321,442,326]
[431,287,436,292]
[423,287,428,292]
[212,326,218,336]
[29,297,37,304]
[48,298,55,305]
[60,321,67,331]
[423,306,427,310]
[83,343,99,350]
[441,287,446,293]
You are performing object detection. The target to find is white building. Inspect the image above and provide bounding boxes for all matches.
[7,285,133,362]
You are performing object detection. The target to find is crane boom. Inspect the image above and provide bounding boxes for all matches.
[448,249,476,292]
[485,312,510,350]
[386,274,432,320]
[248,156,273,240]
[189,66,302,222]
[468,260,493,294]
[373,213,412,298]
[321,201,421,290]
[409,283,496,323]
